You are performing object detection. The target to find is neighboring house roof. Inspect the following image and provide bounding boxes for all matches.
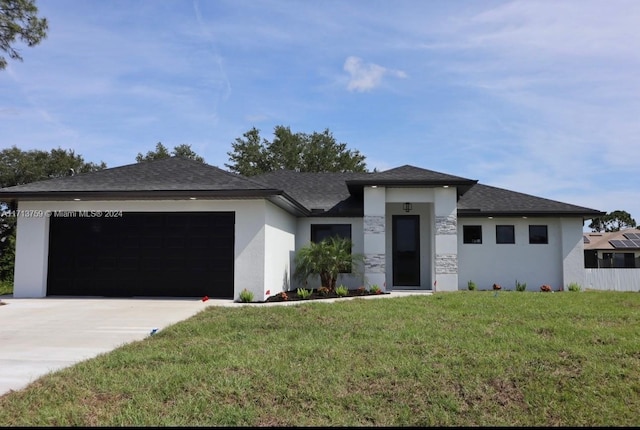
[583,228,640,251]
[0,157,604,219]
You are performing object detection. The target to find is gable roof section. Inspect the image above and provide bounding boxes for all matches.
[345,165,478,196]
[253,166,478,216]
[252,170,365,216]
[0,157,308,214]
[458,183,604,218]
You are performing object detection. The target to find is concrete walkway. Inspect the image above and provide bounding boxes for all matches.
[0,290,430,397]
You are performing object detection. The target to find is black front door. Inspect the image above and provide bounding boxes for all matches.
[392,215,420,286]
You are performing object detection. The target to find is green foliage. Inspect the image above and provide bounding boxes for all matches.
[293,236,364,291]
[369,284,381,294]
[0,279,12,295]
[467,280,477,291]
[0,0,48,70]
[567,282,582,292]
[335,285,348,297]
[0,223,16,283]
[225,125,367,176]
[0,146,106,189]
[589,210,637,232]
[0,146,106,283]
[136,142,205,163]
[296,288,312,299]
[238,289,254,303]
[515,280,527,292]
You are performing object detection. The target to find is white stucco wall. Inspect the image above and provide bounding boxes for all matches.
[264,202,297,299]
[457,217,566,291]
[293,217,364,290]
[13,213,50,297]
[12,199,272,299]
[561,218,586,289]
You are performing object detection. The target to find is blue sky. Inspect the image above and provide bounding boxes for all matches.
[2,0,639,226]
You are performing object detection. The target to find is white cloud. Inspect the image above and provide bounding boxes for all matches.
[343,56,407,92]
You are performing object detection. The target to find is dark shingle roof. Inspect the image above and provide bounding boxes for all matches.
[252,170,364,216]
[0,157,308,214]
[457,183,604,218]
[345,165,477,195]
[1,157,268,193]
[254,165,478,216]
[0,158,604,218]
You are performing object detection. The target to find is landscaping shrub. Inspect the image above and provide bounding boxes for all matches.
[293,236,364,291]
[467,280,477,291]
[335,285,348,297]
[297,288,313,299]
[239,289,254,303]
[567,282,582,292]
[515,280,527,292]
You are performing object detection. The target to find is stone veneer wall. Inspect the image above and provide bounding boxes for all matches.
[364,215,385,234]
[364,215,386,273]
[435,215,457,235]
[435,254,458,274]
[435,214,458,275]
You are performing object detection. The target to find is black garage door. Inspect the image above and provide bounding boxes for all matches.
[47,212,234,298]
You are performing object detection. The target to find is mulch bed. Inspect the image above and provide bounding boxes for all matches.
[264,288,388,303]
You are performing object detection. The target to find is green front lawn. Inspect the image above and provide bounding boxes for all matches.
[0,291,638,426]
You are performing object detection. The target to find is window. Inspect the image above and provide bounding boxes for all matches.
[311,224,351,243]
[529,225,548,244]
[602,252,636,268]
[463,225,482,244]
[310,224,352,273]
[496,225,515,244]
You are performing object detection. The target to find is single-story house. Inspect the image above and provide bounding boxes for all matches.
[583,229,640,268]
[0,157,604,299]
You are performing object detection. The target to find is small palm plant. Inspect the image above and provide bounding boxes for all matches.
[297,288,313,299]
[293,236,364,292]
[335,285,348,297]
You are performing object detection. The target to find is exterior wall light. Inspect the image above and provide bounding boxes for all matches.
[403,202,413,213]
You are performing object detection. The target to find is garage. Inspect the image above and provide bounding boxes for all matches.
[47,212,235,298]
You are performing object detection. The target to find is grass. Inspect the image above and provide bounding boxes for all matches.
[0,291,639,426]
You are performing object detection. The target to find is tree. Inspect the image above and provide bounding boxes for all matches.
[0,146,106,283]
[589,210,637,232]
[293,236,364,291]
[226,125,367,176]
[0,0,48,70]
[136,142,205,163]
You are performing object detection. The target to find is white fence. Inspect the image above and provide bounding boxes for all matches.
[584,269,640,292]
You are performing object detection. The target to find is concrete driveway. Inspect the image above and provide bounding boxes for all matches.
[0,290,427,397]
[0,296,233,396]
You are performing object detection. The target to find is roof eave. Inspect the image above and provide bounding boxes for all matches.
[457,209,606,219]
[346,179,478,195]
[0,189,311,216]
